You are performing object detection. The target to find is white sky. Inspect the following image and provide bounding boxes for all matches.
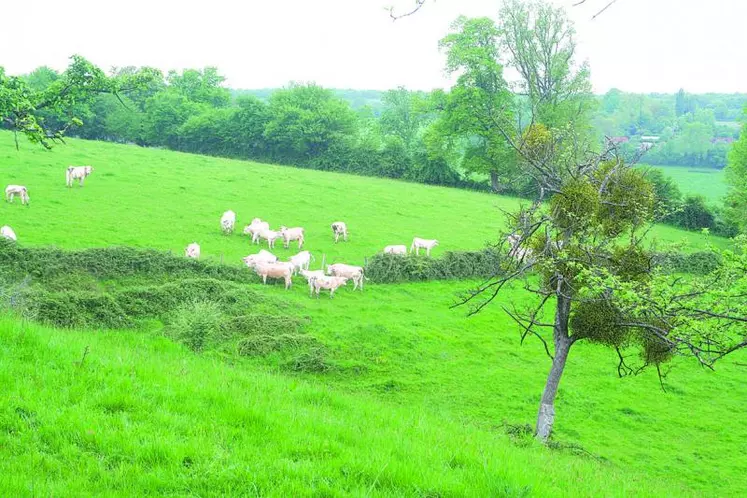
[2,0,746,94]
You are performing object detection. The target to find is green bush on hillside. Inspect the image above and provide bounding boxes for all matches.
[365,250,505,283]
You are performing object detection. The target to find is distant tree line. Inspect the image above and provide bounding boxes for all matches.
[596,88,743,168]
[3,41,743,237]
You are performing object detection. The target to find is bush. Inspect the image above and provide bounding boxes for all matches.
[0,243,253,284]
[166,300,225,352]
[652,251,722,274]
[364,249,504,283]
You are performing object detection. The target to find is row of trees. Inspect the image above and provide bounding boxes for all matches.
[596,88,742,168]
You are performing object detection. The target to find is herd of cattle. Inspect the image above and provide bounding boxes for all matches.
[185,212,442,298]
[1,166,447,299]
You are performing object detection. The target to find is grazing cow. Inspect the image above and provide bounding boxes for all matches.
[254,262,293,289]
[243,218,270,244]
[1,225,17,242]
[279,226,304,249]
[331,221,348,243]
[384,244,407,255]
[507,234,533,261]
[410,237,439,256]
[326,263,365,291]
[258,228,281,249]
[185,242,201,259]
[312,275,349,299]
[220,210,237,234]
[5,185,30,205]
[288,250,313,275]
[299,269,326,296]
[241,249,278,269]
[66,166,94,187]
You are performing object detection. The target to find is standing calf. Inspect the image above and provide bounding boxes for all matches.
[279,226,305,249]
[254,262,293,290]
[220,210,237,234]
[258,228,281,249]
[410,238,439,256]
[185,242,201,259]
[313,275,349,298]
[331,221,348,243]
[5,185,30,205]
[326,263,365,291]
[243,218,270,244]
[66,166,94,187]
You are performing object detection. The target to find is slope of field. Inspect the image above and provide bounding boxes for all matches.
[644,164,728,203]
[1,132,745,496]
[0,132,726,265]
[0,315,687,497]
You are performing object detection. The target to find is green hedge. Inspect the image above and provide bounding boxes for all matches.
[364,250,505,283]
[0,241,253,283]
[651,251,722,275]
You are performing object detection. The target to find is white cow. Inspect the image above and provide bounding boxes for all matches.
[220,210,237,234]
[185,242,201,259]
[258,229,282,249]
[5,185,30,205]
[279,226,305,249]
[243,218,270,244]
[326,263,365,291]
[241,249,278,269]
[410,237,439,256]
[66,166,94,187]
[312,275,349,299]
[331,221,348,243]
[384,244,407,255]
[299,269,326,297]
[288,251,313,275]
[1,225,17,242]
[507,234,533,261]
[254,262,293,289]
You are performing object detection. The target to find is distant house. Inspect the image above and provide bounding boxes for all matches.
[711,137,735,145]
[607,136,630,145]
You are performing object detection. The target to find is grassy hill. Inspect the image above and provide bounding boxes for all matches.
[645,164,729,203]
[1,132,745,496]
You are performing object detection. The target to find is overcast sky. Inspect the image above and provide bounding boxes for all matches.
[2,0,746,94]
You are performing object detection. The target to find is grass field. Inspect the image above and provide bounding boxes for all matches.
[642,164,728,204]
[1,131,745,496]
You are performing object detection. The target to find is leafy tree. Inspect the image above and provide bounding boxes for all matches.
[644,168,682,218]
[379,87,427,149]
[167,67,230,108]
[438,16,517,192]
[263,83,357,162]
[725,107,747,232]
[497,0,595,134]
[1,56,158,149]
[675,88,687,117]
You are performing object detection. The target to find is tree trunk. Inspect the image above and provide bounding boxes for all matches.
[536,291,573,442]
[490,170,500,192]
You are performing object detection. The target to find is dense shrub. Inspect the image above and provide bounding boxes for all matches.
[652,251,722,275]
[166,300,225,352]
[0,243,254,283]
[365,249,504,283]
